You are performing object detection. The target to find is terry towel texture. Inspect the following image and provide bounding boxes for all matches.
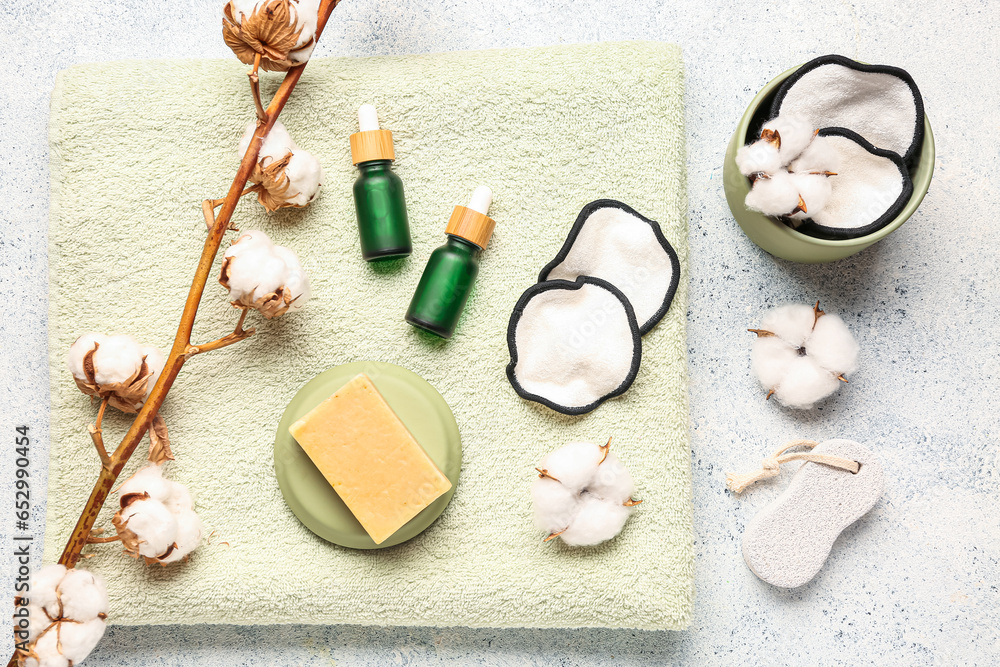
[45,42,693,629]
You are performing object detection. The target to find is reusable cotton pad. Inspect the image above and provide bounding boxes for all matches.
[539,200,681,334]
[796,128,913,239]
[507,277,641,415]
[770,54,925,165]
[740,439,884,588]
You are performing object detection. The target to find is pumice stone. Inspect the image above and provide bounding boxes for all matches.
[741,439,884,588]
[770,54,925,165]
[539,200,680,335]
[507,277,641,415]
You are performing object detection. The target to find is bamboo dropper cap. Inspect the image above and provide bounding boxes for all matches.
[350,104,395,164]
[446,186,496,249]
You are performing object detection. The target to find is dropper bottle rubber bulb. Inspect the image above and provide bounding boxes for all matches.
[350,104,412,261]
[405,186,496,339]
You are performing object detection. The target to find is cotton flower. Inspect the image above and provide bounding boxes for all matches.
[738,115,838,220]
[21,564,108,667]
[222,0,320,71]
[239,120,323,212]
[749,302,860,409]
[532,440,641,547]
[744,170,805,217]
[219,229,310,318]
[113,464,203,566]
[67,334,165,413]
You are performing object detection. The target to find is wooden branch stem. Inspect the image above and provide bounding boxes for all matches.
[186,309,254,357]
[249,53,266,122]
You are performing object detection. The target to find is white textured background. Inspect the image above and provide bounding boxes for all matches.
[1,0,998,665]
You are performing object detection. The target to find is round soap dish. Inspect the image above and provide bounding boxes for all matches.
[274,361,461,549]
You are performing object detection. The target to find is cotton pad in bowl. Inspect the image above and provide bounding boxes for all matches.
[770,54,925,165]
[539,200,680,335]
[506,277,641,415]
[794,128,913,240]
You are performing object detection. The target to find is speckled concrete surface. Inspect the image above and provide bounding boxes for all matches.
[1,1,998,665]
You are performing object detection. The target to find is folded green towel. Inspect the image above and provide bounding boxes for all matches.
[46,42,693,630]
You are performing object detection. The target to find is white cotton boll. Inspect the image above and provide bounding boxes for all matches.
[750,303,858,408]
[118,464,172,505]
[221,231,310,316]
[735,141,781,177]
[805,314,860,375]
[23,567,108,667]
[750,336,800,390]
[66,334,106,380]
[532,477,580,534]
[744,170,801,217]
[23,630,69,667]
[29,564,66,616]
[90,334,143,385]
[559,495,631,547]
[763,114,815,164]
[158,509,204,564]
[790,135,840,175]
[116,469,204,564]
[758,303,816,347]
[56,568,108,622]
[281,148,324,207]
[788,172,833,220]
[587,453,636,506]
[531,440,639,546]
[537,441,603,492]
[229,0,318,63]
[773,357,842,409]
[222,231,286,303]
[239,120,297,167]
[119,498,178,559]
[57,618,106,665]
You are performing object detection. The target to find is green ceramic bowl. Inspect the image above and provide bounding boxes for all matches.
[723,65,935,263]
[274,361,461,550]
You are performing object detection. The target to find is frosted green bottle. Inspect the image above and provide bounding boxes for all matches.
[350,105,411,261]
[406,187,496,339]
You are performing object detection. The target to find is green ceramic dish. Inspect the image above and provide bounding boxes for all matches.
[273,361,461,549]
[723,65,935,263]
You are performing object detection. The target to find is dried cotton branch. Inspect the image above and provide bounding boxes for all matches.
[9,2,340,665]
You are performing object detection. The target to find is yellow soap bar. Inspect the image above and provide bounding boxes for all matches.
[288,373,452,544]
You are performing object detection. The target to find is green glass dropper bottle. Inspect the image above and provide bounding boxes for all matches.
[350,104,412,261]
[406,186,496,339]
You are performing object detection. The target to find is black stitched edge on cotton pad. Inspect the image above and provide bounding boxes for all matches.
[537,199,681,336]
[505,276,642,416]
[791,127,914,241]
[768,54,925,166]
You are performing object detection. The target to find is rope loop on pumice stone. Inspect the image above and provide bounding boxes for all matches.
[726,439,861,493]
